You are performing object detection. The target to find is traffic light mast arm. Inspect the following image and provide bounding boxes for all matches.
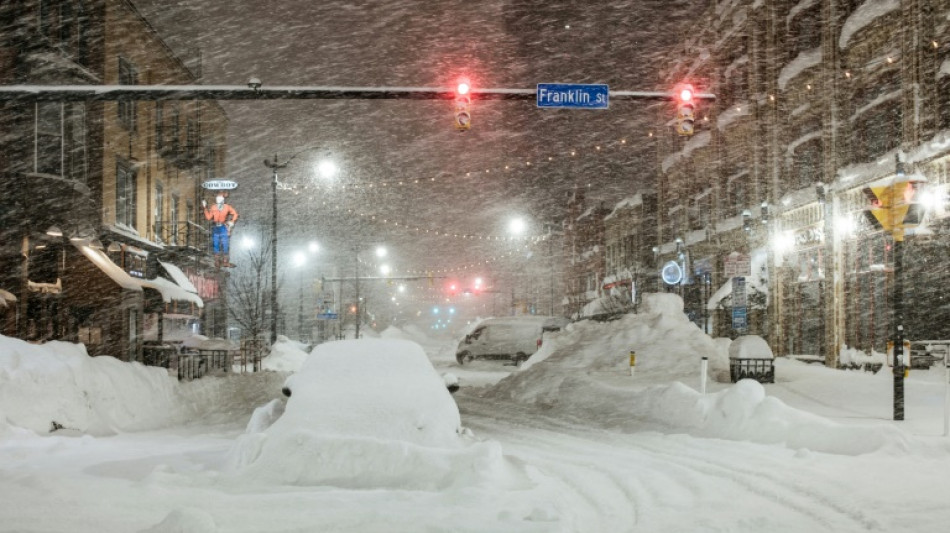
[0,85,716,102]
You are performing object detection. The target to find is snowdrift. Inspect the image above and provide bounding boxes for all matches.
[228,339,509,490]
[483,294,910,455]
[260,335,310,372]
[0,335,285,435]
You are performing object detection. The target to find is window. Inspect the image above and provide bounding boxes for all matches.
[155,102,164,151]
[793,140,822,191]
[186,119,198,159]
[169,104,180,153]
[35,102,62,175]
[154,180,164,241]
[117,57,138,131]
[65,103,87,183]
[116,160,137,228]
[170,194,180,245]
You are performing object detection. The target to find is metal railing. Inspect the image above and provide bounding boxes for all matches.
[152,220,210,250]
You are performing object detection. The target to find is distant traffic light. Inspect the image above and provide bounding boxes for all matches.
[675,84,696,136]
[454,78,471,131]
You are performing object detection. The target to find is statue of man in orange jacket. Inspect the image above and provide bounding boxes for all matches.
[203,192,239,268]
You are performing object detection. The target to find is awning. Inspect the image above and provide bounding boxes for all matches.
[73,243,203,309]
[0,288,16,308]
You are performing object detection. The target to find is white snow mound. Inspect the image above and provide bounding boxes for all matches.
[261,336,310,372]
[228,338,508,489]
[482,294,909,455]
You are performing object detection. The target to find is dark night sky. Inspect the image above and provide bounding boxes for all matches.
[136,0,697,277]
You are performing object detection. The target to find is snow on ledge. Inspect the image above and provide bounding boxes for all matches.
[778,48,822,90]
[839,0,900,49]
[662,131,711,173]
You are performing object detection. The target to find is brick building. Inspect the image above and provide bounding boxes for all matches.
[0,0,229,360]
[650,0,950,365]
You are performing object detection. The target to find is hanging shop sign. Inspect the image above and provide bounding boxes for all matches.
[794,225,824,247]
[201,179,239,190]
[661,260,684,285]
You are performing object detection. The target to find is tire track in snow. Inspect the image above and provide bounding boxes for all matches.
[460,395,883,532]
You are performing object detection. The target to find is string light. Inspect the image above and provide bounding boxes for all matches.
[277,136,642,193]
[315,201,552,242]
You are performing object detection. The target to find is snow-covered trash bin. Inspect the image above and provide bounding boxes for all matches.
[728,335,775,384]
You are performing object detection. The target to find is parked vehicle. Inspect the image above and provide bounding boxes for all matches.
[456,316,569,366]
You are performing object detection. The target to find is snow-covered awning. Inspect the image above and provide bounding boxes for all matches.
[0,288,16,308]
[73,243,203,309]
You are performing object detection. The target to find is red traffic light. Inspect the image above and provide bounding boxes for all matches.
[679,87,694,103]
[456,78,471,96]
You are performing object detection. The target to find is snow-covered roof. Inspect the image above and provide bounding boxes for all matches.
[75,243,146,292]
[74,243,203,307]
[0,289,16,304]
[662,131,712,173]
[939,58,950,79]
[159,261,198,294]
[778,48,822,90]
[605,194,644,220]
[145,276,204,308]
[717,103,752,131]
[103,224,164,250]
[850,89,901,122]
[839,0,900,49]
[787,0,819,24]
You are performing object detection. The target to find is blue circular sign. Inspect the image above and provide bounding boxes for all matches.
[661,261,683,285]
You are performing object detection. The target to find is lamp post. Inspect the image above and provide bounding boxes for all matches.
[262,150,336,345]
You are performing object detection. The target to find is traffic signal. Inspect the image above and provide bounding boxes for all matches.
[454,78,471,131]
[675,84,695,136]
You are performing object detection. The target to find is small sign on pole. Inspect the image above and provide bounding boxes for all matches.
[629,350,636,377]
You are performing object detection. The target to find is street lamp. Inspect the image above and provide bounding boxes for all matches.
[263,148,336,345]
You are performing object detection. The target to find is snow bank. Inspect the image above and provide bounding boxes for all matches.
[482,295,909,455]
[228,339,507,490]
[0,334,286,435]
[839,0,900,49]
[521,293,728,380]
[839,345,886,367]
[261,336,309,372]
[729,335,774,359]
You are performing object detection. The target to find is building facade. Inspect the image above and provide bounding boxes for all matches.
[648,0,950,365]
[0,0,229,361]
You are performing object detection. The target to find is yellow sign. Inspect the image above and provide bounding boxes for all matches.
[862,180,926,239]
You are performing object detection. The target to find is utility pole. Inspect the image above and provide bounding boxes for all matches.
[893,154,906,421]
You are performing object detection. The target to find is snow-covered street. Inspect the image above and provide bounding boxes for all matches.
[2,296,950,532]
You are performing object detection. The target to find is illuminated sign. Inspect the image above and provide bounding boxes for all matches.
[661,261,684,285]
[201,179,238,190]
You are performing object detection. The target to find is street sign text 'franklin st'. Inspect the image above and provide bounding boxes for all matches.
[536,83,609,109]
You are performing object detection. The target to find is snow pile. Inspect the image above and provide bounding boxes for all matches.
[839,345,886,368]
[228,339,507,490]
[181,335,237,351]
[839,0,900,49]
[483,294,909,455]
[0,334,286,435]
[521,293,728,380]
[140,508,217,533]
[261,335,309,372]
[0,335,183,434]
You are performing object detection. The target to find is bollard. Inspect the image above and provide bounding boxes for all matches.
[701,356,708,395]
[629,350,636,377]
[945,352,949,437]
